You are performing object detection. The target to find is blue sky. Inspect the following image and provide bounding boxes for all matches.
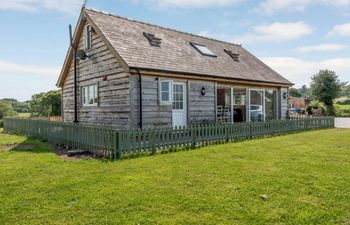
[0,0,350,101]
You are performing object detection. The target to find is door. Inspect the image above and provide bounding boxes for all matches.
[249,89,265,122]
[172,82,187,128]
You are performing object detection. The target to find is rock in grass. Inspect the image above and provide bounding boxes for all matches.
[260,194,269,201]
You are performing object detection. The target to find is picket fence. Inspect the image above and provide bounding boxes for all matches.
[3,117,334,159]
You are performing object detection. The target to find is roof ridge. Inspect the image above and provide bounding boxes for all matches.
[84,8,242,48]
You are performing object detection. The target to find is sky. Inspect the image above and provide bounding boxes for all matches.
[0,0,350,101]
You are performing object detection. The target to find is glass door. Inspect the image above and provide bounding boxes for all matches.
[249,89,265,122]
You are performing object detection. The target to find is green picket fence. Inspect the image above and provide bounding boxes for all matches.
[3,117,334,159]
[3,119,116,158]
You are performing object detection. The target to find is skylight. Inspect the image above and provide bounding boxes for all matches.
[190,42,217,57]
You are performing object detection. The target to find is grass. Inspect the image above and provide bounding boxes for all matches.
[1,128,350,224]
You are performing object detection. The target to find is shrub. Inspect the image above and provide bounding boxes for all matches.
[336,97,350,105]
[307,100,328,116]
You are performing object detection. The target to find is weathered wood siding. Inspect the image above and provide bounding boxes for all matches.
[130,75,216,128]
[130,74,172,129]
[188,81,216,124]
[280,87,289,119]
[62,22,130,127]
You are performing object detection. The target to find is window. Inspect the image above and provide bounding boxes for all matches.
[190,42,217,57]
[159,80,172,104]
[82,84,98,106]
[84,25,92,51]
[173,83,184,110]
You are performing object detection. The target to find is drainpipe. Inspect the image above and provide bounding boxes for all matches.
[138,70,143,130]
[73,50,78,123]
[69,24,78,123]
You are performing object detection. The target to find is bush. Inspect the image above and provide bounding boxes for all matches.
[336,97,350,105]
[307,100,328,116]
[334,104,350,117]
[0,119,3,128]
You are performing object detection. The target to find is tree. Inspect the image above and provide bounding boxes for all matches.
[341,85,350,97]
[0,100,18,120]
[288,88,302,97]
[311,70,347,115]
[29,90,61,117]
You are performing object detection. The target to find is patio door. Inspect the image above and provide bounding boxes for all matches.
[249,89,265,122]
[172,82,187,128]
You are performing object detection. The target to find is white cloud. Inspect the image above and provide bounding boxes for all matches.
[233,22,313,44]
[0,0,84,14]
[260,57,350,86]
[296,44,347,53]
[0,60,60,76]
[131,0,241,8]
[255,0,311,14]
[255,0,350,14]
[327,23,350,37]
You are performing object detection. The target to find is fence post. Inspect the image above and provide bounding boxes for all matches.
[116,131,122,159]
[249,122,253,139]
[192,126,197,149]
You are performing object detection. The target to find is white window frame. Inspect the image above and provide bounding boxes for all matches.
[190,42,217,57]
[82,84,98,107]
[84,25,92,51]
[159,79,173,105]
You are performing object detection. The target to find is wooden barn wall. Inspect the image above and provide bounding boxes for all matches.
[188,81,216,124]
[62,22,130,128]
[279,87,289,119]
[130,74,172,129]
[130,75,216,129]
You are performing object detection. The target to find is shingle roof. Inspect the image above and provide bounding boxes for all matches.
[85,9,293,86]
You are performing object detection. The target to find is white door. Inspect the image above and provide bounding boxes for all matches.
[172,82,187,128]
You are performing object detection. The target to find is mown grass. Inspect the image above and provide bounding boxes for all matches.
[0,128,350,224]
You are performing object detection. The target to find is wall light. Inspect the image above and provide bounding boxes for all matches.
[201,87,206,96]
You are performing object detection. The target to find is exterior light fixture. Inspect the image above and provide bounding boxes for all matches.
[283,91,288,100]
[201,87,206,96]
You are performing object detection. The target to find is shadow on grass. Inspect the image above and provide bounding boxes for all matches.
[8,138,51,154]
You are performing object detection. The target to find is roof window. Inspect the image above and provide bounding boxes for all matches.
[224,49,240,62]
[143,32,162,47]
[190,42,217,57]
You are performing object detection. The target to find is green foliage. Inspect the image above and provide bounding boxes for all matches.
[1,129,350,224]
[336,96,350,105]
[288,85,312,98]
[311,70,347,115]
[0,100,18,120]
[334,104,350,117]
[29,90,61,117]
[0,100,18,128]
[288,88,302,97]
[340,85,350,97]
[306,100,327,116]
[1,98,30,113]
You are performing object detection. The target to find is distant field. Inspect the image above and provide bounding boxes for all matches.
[338,105,350,111]
[18,113,30,118]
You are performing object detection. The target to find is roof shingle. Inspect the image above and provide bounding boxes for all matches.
[85,9,293,86]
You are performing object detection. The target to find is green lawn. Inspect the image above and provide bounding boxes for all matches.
[1,129,350,225]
